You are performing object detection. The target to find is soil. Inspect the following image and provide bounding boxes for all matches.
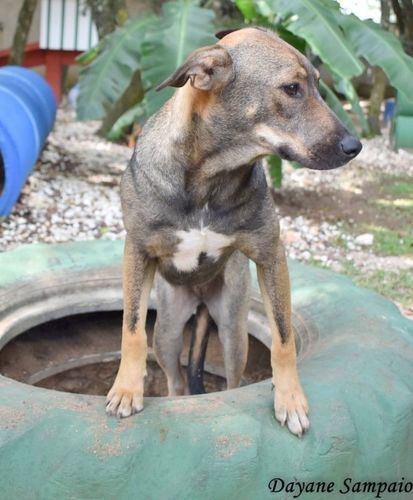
[273,176,412,230]
[0,311,272,396]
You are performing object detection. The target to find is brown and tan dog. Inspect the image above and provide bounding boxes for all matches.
[106,27,362,437]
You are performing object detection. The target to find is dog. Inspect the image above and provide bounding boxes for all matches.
[106,27,362,437]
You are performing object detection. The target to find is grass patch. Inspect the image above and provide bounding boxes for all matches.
[373,198,413,209]
[382,181,413,196]
[340,222,413,256]
[339,262,413,306]
[370,226,413,256]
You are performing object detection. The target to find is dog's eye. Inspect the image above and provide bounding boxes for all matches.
[282,83,300,97]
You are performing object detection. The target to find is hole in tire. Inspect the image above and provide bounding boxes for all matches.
[0,310,272,396]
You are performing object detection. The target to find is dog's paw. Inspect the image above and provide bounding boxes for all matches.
[273,385,310,437]
[106,384,144,418]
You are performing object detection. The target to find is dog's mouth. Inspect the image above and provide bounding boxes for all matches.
[276,139,362,171]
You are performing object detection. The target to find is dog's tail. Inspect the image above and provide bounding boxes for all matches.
[187,303,211,395]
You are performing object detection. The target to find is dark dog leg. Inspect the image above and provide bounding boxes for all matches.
[256,241,310,437]
[187,303,211,395]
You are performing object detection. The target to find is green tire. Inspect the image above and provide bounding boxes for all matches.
[0,240,412,500]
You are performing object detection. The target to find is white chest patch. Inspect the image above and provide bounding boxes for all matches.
[172,228,235,272]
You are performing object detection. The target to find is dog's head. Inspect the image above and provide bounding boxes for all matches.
[157,27,362,170]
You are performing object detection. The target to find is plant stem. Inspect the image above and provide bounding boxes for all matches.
[98,69,144,137]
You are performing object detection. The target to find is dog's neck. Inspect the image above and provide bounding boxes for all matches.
[169,84,212,141]
[135,86,268,207]
[165,85,264,177]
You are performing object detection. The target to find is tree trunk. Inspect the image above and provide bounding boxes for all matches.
[400,0,413,55]
[391,0,413,55]
[85,0,127,39]
[367,0,392,135]
[381,0,392,30]
[391,0,405,33]
[368,67,388,135]
[8,0,38,65]
[98,69,144,137]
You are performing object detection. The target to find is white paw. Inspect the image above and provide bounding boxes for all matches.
[274,388,310,437]
[106,387,144,418]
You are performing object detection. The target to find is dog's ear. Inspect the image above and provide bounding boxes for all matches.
[215,28,240,40]
[156,45,233,92]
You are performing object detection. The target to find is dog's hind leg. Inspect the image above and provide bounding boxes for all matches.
[205,251,251,389]
[154,276,198,396]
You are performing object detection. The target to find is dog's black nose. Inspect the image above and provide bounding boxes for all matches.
[340,135,362,157]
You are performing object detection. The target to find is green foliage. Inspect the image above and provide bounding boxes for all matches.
[76,0,413,189]
[249,0,413,104]
[233,0,413,184]
[235,0,258,19]
[237,0,413,108]
[257,0,364,80]
[360,225,413,256]
[106,103,145,141]
[139,0,215,118]
[76,15,156,120]
[319,80,358,135]
[382,181,413,196]
[340,263,413,307]
[76,0,215,127]
[332,77,370,135]
[338,14,413,103]
[268,155,282,188]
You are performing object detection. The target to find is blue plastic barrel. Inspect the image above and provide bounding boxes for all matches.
[0,66,57,216]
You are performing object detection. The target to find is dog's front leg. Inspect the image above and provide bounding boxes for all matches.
[106,236,156,418]
[256,241,310,437]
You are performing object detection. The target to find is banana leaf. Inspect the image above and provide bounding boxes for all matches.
[236,0,259,19]
[107,103,145,141]
[76,43,103,66]
[256,0,364,80]
[76,15,156,120]
[319,80,358,136]
[105,0,215,135]
[268,154,283,187]
[338,14,413,103]
[139,0,216,117]
[333,76,370,135]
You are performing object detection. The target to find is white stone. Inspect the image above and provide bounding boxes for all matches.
[355,233,374,246]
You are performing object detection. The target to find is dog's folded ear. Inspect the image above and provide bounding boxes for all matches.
[156,45,234,92]
[215,28,239,39]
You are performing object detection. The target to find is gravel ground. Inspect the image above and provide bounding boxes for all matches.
[1,111,128,250]
[282,133,413,194]
[1,109,412,315]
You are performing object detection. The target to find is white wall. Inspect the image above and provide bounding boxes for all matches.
[339,0,381,23]
[0,0,41,50]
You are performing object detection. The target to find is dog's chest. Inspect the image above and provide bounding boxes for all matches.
[166,203,233,272]
[172,226,234,272]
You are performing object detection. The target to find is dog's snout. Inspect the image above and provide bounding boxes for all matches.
[340,135,362,158]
